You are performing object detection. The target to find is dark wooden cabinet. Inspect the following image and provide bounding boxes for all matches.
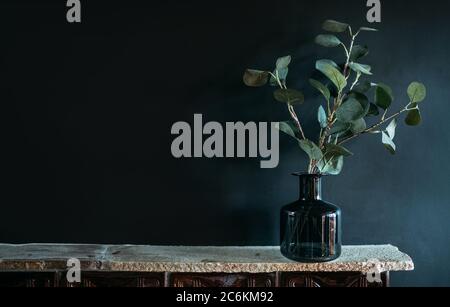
[0,271,388,287]
[281,272,388,287]
[0,272,57,288]
[61,272,165,288]
[170,273,276,288]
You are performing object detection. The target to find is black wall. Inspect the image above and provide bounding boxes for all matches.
[1,0,449,286]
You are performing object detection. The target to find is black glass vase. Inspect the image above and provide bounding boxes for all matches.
[280,174,341,262]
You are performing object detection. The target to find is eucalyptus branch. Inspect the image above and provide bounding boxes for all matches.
[269,71,306,140]
[338,102,417,145]
[269,72,283,89]
[242,19,427,176]
[319,97,339,149]
[344,42,355,79]
[350,72,361,91]
[343,27,360,80]
[340,43,349,58]
[288,105,307,140]
[381,109,388,121]
[319,154,336,173]
[327,98,332,117]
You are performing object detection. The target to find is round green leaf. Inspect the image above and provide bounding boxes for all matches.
[243,69,269,87]
[319,155,344,175]
[348,92,370,116]
[367,103,380,117]
[309,79,331,102]
[324,144,353,157]
[405,108,422,126]
[329,121,351,136]
[336,97,366,123]
[316,59,347,92]
[315,34,342,47]
[350,45,369,62]
[375,83,394,110]
[349,62,372,75]
[318,106,328,129]
[385,119,397,140]
[350,118,367,134]
[382,131,396,155]
[407,82,427,103]
[270,68,289,86]
[276,56,292,70]
[276,121,300,140]
[298,140,323,161]
[319,59,340,69]
[322,20,349,33]
[353,81,372,94]
[274,89,304,105]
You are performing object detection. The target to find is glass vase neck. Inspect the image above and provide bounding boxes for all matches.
[296,174,322,201]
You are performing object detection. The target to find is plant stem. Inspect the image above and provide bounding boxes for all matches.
[350,72,361,91]
[338,105,412,145]
[343,37,356,79]
[288,105,306,140]
[381,109,388,121]
[270,71,283,89]
[340,43,349,59]
[319,30,358,150]
[319,154,336,173]
[319,96,339,149]
[269,72,307,141]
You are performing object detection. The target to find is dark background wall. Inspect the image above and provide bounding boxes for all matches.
[0,0,449,286]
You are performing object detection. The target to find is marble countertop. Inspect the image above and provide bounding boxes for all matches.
[0,244,414,274]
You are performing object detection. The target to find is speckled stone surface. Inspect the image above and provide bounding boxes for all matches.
[0,244,414,273]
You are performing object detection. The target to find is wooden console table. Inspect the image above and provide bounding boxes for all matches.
[0,244,413,287]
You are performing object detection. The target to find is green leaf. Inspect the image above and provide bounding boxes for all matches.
[329,121,351,136]
[322,20,349,33]
[318,106,328,129]
[319,155,344,175]
[353,81,372,93]
[327,83,339,98]
[324,143,353,157]
[349,62,373,75]
[315,34,342,47]
[269,56,292,86]
[350,118,367,134]
[350,45,369,62]
[270,68,289,86]
[407,82,427,103]
[275,121,300,140]
[359,27,378,32]
[385,119,397,139]
[375,83,394,110]
[243,69,269,87]
[319,59,340,69]
[316,59,347,92]
[336,97,366,122]
[348,92,370,116]
[276,56,292,70]
[299,140,323,161]
[382,131,396,155]
[309,79,330,102]
[273,89,304,105]
[405,107,422,126]
[367,103,380,117]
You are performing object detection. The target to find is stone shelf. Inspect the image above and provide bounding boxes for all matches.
[0,244,413,274]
